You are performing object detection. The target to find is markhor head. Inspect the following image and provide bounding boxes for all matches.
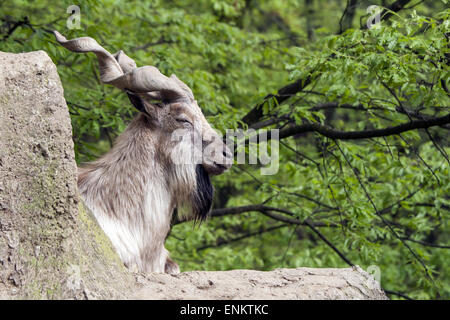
[53,31,232,220]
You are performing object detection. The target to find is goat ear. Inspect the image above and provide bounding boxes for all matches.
[126,91,156,119]
[126,91,146,112]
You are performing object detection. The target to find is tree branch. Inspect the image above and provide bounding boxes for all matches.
[174,204,335,227]
[196,224,289,251]
[242,75,313,125]
[259,211,354,266]
[384,289,414,300]
[401,238,450,249]
[241,0,414,126]
[380,0,413,24]
[273,113,450,140]
[1,16,34,41]
[339,0,359,34]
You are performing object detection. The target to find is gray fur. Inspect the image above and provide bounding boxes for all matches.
[55,32,232,273]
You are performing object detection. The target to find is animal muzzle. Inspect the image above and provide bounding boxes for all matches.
[202,140,233,175]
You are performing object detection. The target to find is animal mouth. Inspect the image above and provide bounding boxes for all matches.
[207,162,229,175]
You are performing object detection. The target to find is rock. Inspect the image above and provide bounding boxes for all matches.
[0,50,388,300]
[132,266,388,300]
[0,51,133,299]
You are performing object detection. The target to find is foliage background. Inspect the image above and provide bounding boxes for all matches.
[0,0,449,299]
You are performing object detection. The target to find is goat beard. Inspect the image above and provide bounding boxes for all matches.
[191,164,213,221]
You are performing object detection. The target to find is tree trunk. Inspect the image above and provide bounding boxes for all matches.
[0,51,134,299]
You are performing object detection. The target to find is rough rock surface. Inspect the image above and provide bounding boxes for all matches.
[0,50,388,300]
[0,50,133,299]
[133,266,388,300]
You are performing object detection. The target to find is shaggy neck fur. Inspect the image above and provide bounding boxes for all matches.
[78,114,212,273]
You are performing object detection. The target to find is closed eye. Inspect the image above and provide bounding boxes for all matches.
[175,118,192,126]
